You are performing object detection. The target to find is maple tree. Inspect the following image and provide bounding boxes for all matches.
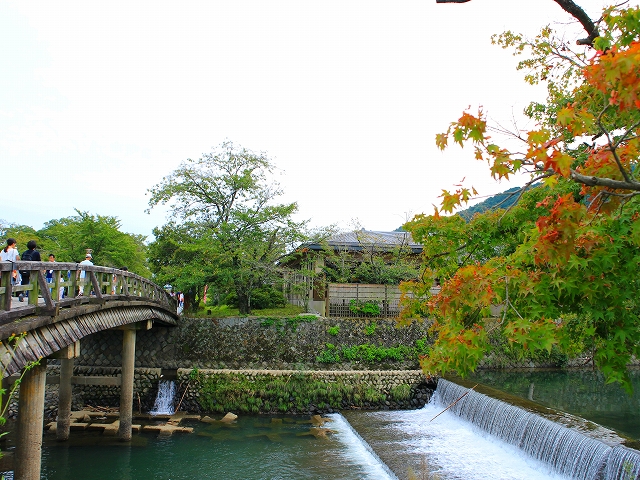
[403,4,640,391]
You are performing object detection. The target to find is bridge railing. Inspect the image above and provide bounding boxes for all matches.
[0,261,175,323]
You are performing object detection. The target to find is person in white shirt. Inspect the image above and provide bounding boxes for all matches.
[77,252,94,295]
[1,238,20,285]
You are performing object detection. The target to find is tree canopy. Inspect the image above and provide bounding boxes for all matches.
[147,141,307,314]
[2,211,149,275]
[403,4,640,391]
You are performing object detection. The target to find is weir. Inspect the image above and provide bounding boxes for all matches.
[150,380,176,415]
[435,379,640,480]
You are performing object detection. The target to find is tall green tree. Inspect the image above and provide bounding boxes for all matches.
[38,210,149,275]
[147,141,307,314]
[404,4,640,391]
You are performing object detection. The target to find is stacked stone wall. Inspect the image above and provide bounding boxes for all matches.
[75,316,433,370]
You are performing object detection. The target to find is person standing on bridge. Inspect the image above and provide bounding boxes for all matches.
[1,238,20,286]
[77,252,93,296]
[46,254,65,299]
[19,240,41,301]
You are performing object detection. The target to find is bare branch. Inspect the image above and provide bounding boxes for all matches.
[498,173,554,222]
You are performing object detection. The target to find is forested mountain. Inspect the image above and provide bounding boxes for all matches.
[457,186,524,221]
[395,186,530,231]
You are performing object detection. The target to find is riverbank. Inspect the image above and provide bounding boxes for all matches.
[7,366,436,419]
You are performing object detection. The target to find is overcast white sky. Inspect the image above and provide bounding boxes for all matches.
[1,0,613,239]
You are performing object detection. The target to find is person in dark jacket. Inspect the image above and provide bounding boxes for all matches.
[19,240,41,301]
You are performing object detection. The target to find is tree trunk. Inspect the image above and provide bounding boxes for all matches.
[237,291,251,314]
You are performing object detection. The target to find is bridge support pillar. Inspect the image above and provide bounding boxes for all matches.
[118,328,136,441]
[15,359,47,480]
[53,341,80,441]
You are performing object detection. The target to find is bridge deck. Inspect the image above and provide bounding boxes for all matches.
[0,261,178,376]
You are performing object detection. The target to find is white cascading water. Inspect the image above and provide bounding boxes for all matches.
[149,379,176,415]
[328,413,398,480]
[434,379,640,480]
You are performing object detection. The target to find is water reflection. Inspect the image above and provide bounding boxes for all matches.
[466,368,640,441]
[37,414,394,480]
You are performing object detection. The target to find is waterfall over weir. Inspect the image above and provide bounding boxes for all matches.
[435,379,640,480]
[149,380,176,415]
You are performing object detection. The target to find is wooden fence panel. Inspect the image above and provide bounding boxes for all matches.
[328,283,405,318]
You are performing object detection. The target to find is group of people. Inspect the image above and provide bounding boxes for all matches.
[1,239,95,300]
[1,238,42,301]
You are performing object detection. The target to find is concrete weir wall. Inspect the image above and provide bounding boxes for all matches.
[32,316,435,416]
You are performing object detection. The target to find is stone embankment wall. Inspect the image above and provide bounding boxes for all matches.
[27,367,434,419]
[33,316,436,417]
[177,369,435,415]
[75,316,433,370]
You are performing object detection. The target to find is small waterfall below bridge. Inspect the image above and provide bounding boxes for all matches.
[149,380,176,415]
[435,379,640,480]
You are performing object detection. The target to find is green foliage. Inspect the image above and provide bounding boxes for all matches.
[406,4,640,392]
[225,285,287,310]
[259,314,316,333]
[147,141,308,314]
[390,384,412,402]
[316,343,341,363]
[327,325,340,336]
[2,210,149,275]
[349,299,381,317]
[0,334,41,459]
[317,230,420,285]
[195,303,305,319]
[457,186,531,222]
[415,338,430,356]
[316,342,419,364]
[364,322,377,336]
[191,373,390,413]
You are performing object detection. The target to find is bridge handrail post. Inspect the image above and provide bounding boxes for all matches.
[0,269,12,311]
[89,272,102,300]
[121,273,130,296]
[27,270,40,306]
[36,270,54,311]
[51,270,62,301]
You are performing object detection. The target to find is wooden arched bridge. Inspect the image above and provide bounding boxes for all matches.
[0,260,178,480]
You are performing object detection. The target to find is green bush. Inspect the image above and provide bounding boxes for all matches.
[317,343,414,364]
[349,299,381,316]
[316,343,341,363]
[364,323,377,336]
[327,325,340,336]
[225,285,287,310]
[390,384,412,402]
[193,373,398,413]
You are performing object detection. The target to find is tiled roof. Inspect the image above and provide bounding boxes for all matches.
[311,229,422,252]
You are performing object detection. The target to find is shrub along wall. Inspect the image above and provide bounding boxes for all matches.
[27,366,435,418]
[177,369,436,415]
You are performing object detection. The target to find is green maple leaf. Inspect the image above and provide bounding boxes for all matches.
[556,107,574,126]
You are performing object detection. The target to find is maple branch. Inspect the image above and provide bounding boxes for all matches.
[498,172,554,222]
[570,171,640,191]
[595,105,636,184]
[548,42,588,68]
[552,0,599,46]
[423,242,471,268]
[436,0,599,46]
